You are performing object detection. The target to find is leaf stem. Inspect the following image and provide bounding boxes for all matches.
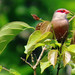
[21,47,46,75]
[69,15,75,22]
[21,57,33,68]
[2,67,10,72]
[57,43,63,75]
[33,47,46,69]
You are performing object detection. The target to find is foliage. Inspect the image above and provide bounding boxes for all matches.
[0,21,34,54]
[24,30,52,55]
[0,0,75,75]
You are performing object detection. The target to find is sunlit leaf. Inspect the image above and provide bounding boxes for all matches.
[65,38,72,46]
[40,54,51,73]
[9,69,21,75]
[70,52,75,63]
[0,21,34,54]
[68,45,75,53]
[70,61,75,69]
[71,30,75,44]
[40,61,50,73]
[48,50,58,67]
[63,51,71,67]
[25,43,45,60]
[71,17,75,30]
[63,45,75,63]
[0,65,2,72]
[71,68,75,75]
[62,45,68,52]
[44,39,61,48]
[24,30,53,55]
[67,12,73,19]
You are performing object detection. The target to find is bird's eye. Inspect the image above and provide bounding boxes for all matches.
[61,10,63,12]
[60,10,65,13]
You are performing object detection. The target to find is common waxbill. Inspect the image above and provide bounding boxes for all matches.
[51,8,70,42]
[36,8,70,42]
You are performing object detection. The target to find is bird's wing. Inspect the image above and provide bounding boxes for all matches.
[36,21,52,34]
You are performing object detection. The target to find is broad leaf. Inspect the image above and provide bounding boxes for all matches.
[62,45,68,52]
[71,30,75,44]
[40,54,51,73]
[71,67,75,75]
[67,12,73,20]
[70,61,75,74]
[48,50,58,67]
[0,21,34,54]
[0,65,2,72]
[44,39,61,48]
[63,51,71,67]
[40,61,50,73]
[68,45,75,53]
[24,30,53,54]
[65,38,72,46]
[70,52,75,63]
[62,45,75,63]
[9,69,21,75]
[72,17,75,30]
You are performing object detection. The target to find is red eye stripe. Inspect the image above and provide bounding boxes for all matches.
[57,10,65,13]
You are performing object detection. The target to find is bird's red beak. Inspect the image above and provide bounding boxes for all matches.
[65,10,70,14]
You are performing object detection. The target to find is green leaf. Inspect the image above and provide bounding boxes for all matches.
[71,17,75,30]
[68,45,75,53]
[48,50,58,68]
[40,61,50,73]
[70,62,75,69]
[0,65,2,72]
[63,45,75,63]
[70,61,75,74]
[65,38,72,46]
[40,54,51,73]
[63,51,71,67]
[25,43,45,60]
[24,30,53,55]
[62,45,68,52]
[70,52,75,63]
[0,21,34,54]
[44,39,61,48]
[67,12,73,19]
[71,68,75,75]
[9,69,21,75]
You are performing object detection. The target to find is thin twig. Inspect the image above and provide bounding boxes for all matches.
[31,53,34,65]
[21,57,33,68]
[21,47,46,75]
[33,47,46,69]
[2,67,10,72]
[69,15,75,22]
[57,42,63,75]
[34,69,36,75]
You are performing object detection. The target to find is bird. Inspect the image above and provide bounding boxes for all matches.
[35,8,70,43]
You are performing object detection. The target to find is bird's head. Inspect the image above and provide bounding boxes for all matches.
[52,8,70,20]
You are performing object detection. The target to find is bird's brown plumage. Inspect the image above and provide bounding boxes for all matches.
[51,19,69,42]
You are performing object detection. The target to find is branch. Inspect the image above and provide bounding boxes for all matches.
[69,15,75,22]
[2,67,10,72]
[21,57,33,68]
[21,47,46,75]
[33,47,46,69]
[57,42,63,75]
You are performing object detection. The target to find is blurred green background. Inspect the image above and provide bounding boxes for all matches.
[0,0,75,75]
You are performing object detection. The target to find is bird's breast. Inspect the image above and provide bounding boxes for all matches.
[51,19,69,41]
